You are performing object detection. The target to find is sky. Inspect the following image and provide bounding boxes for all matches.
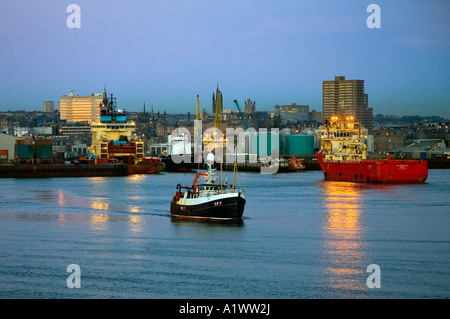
[0,0,449,117]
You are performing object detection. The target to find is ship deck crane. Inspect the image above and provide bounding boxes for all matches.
[214,92,222,131]
[196,94,202,121]
[233,100,249,130]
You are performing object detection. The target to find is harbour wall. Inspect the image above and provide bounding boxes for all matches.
[0,164,128,178]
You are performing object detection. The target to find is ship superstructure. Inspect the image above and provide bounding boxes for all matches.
[319,115,368,161]
[89,89,144,164]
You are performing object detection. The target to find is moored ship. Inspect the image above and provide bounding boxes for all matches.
[316,115,428,183]
[90,89,164,174]
[159,134,198,172]
[170,154,246,221]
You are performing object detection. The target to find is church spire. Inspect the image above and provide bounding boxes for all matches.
[102,86,108,108]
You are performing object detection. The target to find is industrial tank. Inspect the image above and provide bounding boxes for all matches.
[286,134,314,155]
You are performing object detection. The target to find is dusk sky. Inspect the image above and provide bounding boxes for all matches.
[0,0,449,117]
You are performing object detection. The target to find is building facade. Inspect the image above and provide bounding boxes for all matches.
[59,91,103,123]
[309,110,323,124]
[43,101,54,113]
[244,99,256,114]
[0,133,21,161]
[277,103,309,125]
[323,76,373,129]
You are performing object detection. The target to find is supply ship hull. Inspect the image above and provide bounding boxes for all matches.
[160,155,197,172]
[316,153,428,183]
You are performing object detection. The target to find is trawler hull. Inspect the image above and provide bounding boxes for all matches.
[316,153,428,183]
[170,193,246,221]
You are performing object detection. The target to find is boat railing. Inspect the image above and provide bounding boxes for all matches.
[180,187,245,199]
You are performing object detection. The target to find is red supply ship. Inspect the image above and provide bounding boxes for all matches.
[315,115,428,183]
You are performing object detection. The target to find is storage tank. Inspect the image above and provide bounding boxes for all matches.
[251,133,281,156]
[286,134,315,155]
[15,139,34,159]
[35,139,53,159]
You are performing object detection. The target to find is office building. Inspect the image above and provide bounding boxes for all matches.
[322,76,373,129]
[59,91,103,123]
[277,103,309,125]
[43,101,54,113]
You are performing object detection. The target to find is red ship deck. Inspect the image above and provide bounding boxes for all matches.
[316,153,428,183]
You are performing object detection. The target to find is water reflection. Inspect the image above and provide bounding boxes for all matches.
[128,215,145,233]
[91,213,109,223]
[58,190,65,206]
[321,181,366,293]
[91,202,110,211]
[129,206,140,213]
[58,213,66,223]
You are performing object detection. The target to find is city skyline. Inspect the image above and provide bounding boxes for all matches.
[0,1,449,117]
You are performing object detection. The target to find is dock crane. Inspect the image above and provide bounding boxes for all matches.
[233,100,249,130]
[214,91,222,131]
[194,94,202,148]
[196,94,202,121]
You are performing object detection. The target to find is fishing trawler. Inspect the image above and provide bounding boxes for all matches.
[170,153,246,221]
[315,115,428,183]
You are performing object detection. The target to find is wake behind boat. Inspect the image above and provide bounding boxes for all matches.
[170,154,246,221]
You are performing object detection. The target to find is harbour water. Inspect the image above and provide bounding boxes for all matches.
[0,170,449,299]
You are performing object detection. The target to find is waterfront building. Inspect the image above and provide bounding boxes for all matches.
[373,126,405,154]
[60,123,91,136]
[59,91,103,123]
[0,133,21,161]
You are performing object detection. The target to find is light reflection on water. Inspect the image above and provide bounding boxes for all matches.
[321,181,366,292]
